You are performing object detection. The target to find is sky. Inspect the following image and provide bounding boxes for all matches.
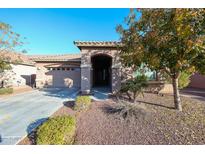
[0,8,137,55]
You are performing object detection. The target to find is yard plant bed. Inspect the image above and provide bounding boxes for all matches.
[19,93,205,145]
[76,93,205,145]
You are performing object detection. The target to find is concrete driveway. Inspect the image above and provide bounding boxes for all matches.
[0,87,79,145]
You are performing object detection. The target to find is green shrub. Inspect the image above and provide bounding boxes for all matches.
[120,75,148,103]
[36,116,76,145]
[178,71,191,89]
[162,71,191,89]
[74,96,91,111]
[0,88,13,95]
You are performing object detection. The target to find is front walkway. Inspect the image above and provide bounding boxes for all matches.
[91,87,111,101]
[0,87,79,145]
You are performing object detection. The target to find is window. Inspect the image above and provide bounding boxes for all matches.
[74,68,80,71]
[57,68,61,71]
[66,68,70,71]
[47,68,51,71]
[62,68,65,71]
[69,68,80,71]
[52,68,56,71]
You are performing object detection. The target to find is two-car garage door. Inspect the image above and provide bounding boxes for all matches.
[48,68,81,88]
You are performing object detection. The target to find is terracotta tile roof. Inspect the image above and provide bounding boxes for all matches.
[74,41,122,49]
[0,51,35,66]
[29,54,81,62]
[44,63,80,68]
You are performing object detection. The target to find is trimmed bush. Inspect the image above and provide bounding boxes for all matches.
[74,96,91,111]
[0,88,13,95]
[36,116,76,145]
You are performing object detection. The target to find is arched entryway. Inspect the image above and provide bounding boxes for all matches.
[91,54,112,88]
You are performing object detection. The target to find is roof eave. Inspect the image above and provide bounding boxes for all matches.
[32,59,81,62]
[74,41,122,50]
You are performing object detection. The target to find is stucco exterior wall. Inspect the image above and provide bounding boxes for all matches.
[189,73,205,89]
[35,62,81,88]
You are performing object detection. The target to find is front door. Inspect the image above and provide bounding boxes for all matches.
[93,68,110,86]
[91,54,112,88]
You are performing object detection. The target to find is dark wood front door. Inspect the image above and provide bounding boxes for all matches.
[93,68,110,86]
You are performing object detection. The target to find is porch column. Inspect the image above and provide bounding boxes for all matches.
[111,63,121,94]
[81,64,91,94]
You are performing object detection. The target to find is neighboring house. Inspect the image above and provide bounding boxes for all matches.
[0,51,36,88]
[189,73,205,89]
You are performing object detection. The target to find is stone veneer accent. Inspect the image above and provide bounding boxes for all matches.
[77,45,121,94]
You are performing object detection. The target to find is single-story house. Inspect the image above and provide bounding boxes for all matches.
[29,40,205,94]
[0,51,36,88]
[29,41,124,94]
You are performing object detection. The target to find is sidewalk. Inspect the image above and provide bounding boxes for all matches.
[180,87,205,102]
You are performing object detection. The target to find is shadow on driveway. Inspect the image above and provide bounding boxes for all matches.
[27,118,48,134]
[40,88,79,100]
[25,118,48,145]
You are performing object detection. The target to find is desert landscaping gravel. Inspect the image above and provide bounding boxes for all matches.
[18,93,205,145]
[76,94,205,145]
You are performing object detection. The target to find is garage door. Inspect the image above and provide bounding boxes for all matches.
[49,68,81,88]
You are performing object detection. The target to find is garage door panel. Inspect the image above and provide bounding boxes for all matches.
[50,70,81,88]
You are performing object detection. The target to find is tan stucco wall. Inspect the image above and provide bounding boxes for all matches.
[80,47,121,94]
[35,62,51,88]
[35,62,81,88]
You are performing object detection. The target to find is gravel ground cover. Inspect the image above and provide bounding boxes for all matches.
[18,93,205,145]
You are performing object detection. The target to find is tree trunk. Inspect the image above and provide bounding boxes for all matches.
[156,70,159,81]
[1,80,4,88]
[133,92,137,103]
[172,77,182,111]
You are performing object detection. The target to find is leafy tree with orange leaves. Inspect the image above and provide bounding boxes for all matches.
[117,9,205,111]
